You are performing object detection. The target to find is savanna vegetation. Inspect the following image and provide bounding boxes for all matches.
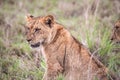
[0,0,120,80]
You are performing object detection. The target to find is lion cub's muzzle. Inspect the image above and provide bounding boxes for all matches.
[26,39,40,48]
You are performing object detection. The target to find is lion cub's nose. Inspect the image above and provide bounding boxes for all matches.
[27,39,32,42]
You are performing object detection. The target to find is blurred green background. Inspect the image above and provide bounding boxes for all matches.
[0,0,120,80]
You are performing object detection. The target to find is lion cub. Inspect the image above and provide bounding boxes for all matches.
[111,20,120,43]
[25,15,109,80]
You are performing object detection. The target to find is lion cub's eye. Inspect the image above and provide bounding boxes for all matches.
[35,28,41,32]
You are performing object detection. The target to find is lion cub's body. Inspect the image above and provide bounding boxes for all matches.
[25,15,108,80]
[41,24,107,80]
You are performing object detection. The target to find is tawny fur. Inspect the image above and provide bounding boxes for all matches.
[25,15,111,80]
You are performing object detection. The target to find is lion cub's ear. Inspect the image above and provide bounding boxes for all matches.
[44,15,54,27]
[25,14,34,21]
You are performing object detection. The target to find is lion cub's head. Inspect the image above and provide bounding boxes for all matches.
[111,20,120,43]
[25,15,55,48]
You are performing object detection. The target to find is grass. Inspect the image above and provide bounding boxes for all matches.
[0,0,120,80]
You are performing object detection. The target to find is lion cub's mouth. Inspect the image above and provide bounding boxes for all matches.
[31,42,40,48]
